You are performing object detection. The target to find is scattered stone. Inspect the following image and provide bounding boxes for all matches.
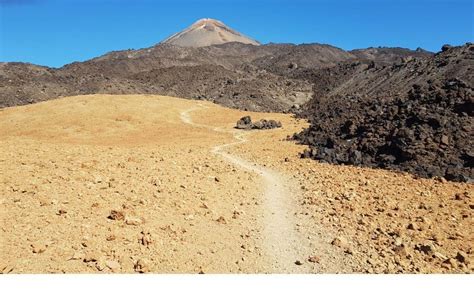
[440,135,449,145]
[308,256,321,263]
[140,231,153,246]
[216,216,227,224]
[134,259,150,273]
[83,253,99,263]
[455,251,468,264]
[416,243,435,255]
[407,222,419,230]
[344,247,354,255]
[393,245,408,257]
[394,237,403,247]
[125,216,143,226]
[433,252,448,261]
[232,210,240,219]
[295,260,303,265]
[31,243,47,254]
[39,198,49,206]
[108,210,124,221]
[93,175,103,184]
[57,209,67,215]
[331,237,348,248]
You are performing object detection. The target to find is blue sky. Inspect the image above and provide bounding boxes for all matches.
[0,0,473,67]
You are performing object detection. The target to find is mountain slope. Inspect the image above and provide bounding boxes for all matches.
[0,18,436,111]
[294,43,474,182]
[0,42,357,111]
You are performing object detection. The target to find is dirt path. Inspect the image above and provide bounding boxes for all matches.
[180,106,314,273]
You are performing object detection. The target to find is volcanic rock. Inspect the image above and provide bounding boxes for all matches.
[294,43,474,182]
[235,116,282,130]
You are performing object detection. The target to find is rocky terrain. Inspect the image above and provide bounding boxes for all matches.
[0,43,340,111]
[2,94,471,274]
[294,43,474,182]
[1,18,472,275]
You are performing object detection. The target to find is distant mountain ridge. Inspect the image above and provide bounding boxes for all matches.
[0,18,435,111]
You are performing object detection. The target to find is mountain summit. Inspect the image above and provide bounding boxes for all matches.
[162,18,260,47]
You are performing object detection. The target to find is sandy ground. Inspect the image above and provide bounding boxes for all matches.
[0,94,472,273]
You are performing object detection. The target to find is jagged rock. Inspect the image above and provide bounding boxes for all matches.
[236,116,252,129]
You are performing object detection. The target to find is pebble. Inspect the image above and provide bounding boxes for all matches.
[83,253,99,263]
[308,256,321,263]
[331,236,348,248]
[57,209,67,216]
[134,259,150,273]
[393,245,408,257]
[433,252,448,261]
[407,222,419,230]
[394,237,403,247]
[125,216,143,226]
[140,231,153,246]
[216,216,227,224]
[295,260,303,265]
[31,243,47,254]
[108,210,124,221]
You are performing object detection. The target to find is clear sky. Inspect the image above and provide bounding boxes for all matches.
[0,0,473,67]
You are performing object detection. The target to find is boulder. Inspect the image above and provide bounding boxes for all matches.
[235,116,282,130]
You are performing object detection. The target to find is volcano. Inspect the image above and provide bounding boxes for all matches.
[161,18,260,47]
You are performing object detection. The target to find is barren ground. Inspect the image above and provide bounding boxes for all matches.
[0,95,472,273]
